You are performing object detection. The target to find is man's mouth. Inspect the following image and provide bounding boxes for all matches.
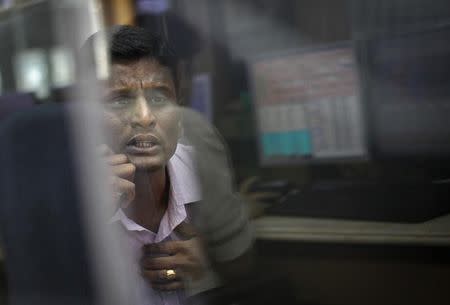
[126,134,160,154]
[128,139,156,148]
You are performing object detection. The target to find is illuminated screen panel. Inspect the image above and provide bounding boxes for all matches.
[250,44,367,164]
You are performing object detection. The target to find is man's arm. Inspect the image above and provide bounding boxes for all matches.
[180,108,254,282]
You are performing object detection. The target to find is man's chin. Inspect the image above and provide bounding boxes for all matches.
[127,155,166,171]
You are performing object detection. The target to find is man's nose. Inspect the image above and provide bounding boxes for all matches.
[131,96,156,128]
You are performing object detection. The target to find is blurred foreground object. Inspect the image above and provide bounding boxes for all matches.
[0,93,34,121]
[0,105,133,305]
[0,105,94,305]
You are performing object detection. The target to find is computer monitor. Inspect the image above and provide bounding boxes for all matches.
[250,1,450,222]
[250,24,450,166]
[250,43,367,165]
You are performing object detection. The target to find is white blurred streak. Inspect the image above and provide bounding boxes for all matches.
[88,0,110,79]
[87,0,103,34]
[93,32,110,80]
[50,1,133,305]
[50,47,75,88]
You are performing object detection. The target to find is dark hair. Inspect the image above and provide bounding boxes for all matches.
[110,25,179,89]
[82,25,179,92]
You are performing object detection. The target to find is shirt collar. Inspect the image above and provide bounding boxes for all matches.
[110,143,201,239]
[166,143,202,205]
[110,209,150,232]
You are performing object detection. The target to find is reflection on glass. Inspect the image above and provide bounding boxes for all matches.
[0,0,12,11]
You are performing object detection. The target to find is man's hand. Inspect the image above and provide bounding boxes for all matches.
[140,237,208,291]
[98,144,135,209]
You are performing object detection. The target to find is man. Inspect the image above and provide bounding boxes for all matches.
[87,25,252,304]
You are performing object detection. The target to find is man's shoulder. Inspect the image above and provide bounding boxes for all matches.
[180,108,226,153]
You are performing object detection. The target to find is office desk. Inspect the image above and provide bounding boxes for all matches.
[253,214,450,305]
[253,213,450,245]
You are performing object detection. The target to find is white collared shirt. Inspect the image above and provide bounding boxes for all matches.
[110,143,201,305]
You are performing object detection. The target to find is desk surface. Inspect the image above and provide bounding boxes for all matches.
[1,215,449,261]
[253,213,450,245]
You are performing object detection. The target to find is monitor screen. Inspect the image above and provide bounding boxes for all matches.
[250,43,367,165]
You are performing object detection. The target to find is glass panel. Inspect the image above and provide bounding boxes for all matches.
[1,1,450,305]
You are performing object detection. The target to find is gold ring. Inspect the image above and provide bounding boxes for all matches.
[165,269,176,280]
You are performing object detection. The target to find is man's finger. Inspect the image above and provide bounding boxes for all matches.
[143,241,181,256]
[239,176,260,193]
[140,254,180,270]
[152,281,184,291]
[174,222,198,240]
[106,154,128,165]
[247,191,280,202]
[111,177,135,208]
[112,163,136,181]
[141,269,182,283]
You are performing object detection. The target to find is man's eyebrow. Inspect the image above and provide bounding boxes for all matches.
[106,87,135,94]
[140,81,173,90]
[107,84,174,95]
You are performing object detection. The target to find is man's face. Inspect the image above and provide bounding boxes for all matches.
[102,58,181,170]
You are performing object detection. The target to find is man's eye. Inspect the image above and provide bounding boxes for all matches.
[150,96,167,104]
[107,98,131,108]
[113,100,128,106]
